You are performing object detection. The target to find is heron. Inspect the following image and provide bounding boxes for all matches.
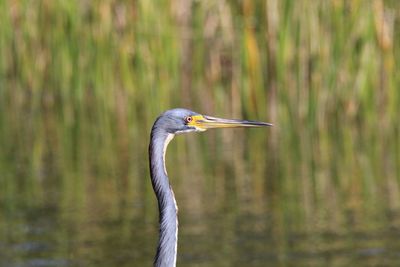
[149,108,272,267]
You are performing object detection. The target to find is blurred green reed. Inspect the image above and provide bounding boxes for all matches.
[0,0,399,229]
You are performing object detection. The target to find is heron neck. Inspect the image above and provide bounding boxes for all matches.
[149,129,178,267]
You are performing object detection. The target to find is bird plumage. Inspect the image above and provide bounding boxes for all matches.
[149,108,271,267]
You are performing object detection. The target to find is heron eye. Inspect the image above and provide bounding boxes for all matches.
[185,116,193,123]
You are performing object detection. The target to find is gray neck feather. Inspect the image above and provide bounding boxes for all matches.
[149,127,178,267]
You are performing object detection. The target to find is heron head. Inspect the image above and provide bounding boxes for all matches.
[155,108,272,135]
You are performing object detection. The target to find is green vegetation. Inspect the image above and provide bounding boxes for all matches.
[0,1,399,266]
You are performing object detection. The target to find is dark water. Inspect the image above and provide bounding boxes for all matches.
[0,131,400,267]
[0,157,400,267]
[2,197,400,267]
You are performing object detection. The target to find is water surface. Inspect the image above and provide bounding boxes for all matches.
[1,133,400,267]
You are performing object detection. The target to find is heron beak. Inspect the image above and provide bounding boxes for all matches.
[190,115,273,130]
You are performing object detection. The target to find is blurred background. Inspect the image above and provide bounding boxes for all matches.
[1,0,400,266]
